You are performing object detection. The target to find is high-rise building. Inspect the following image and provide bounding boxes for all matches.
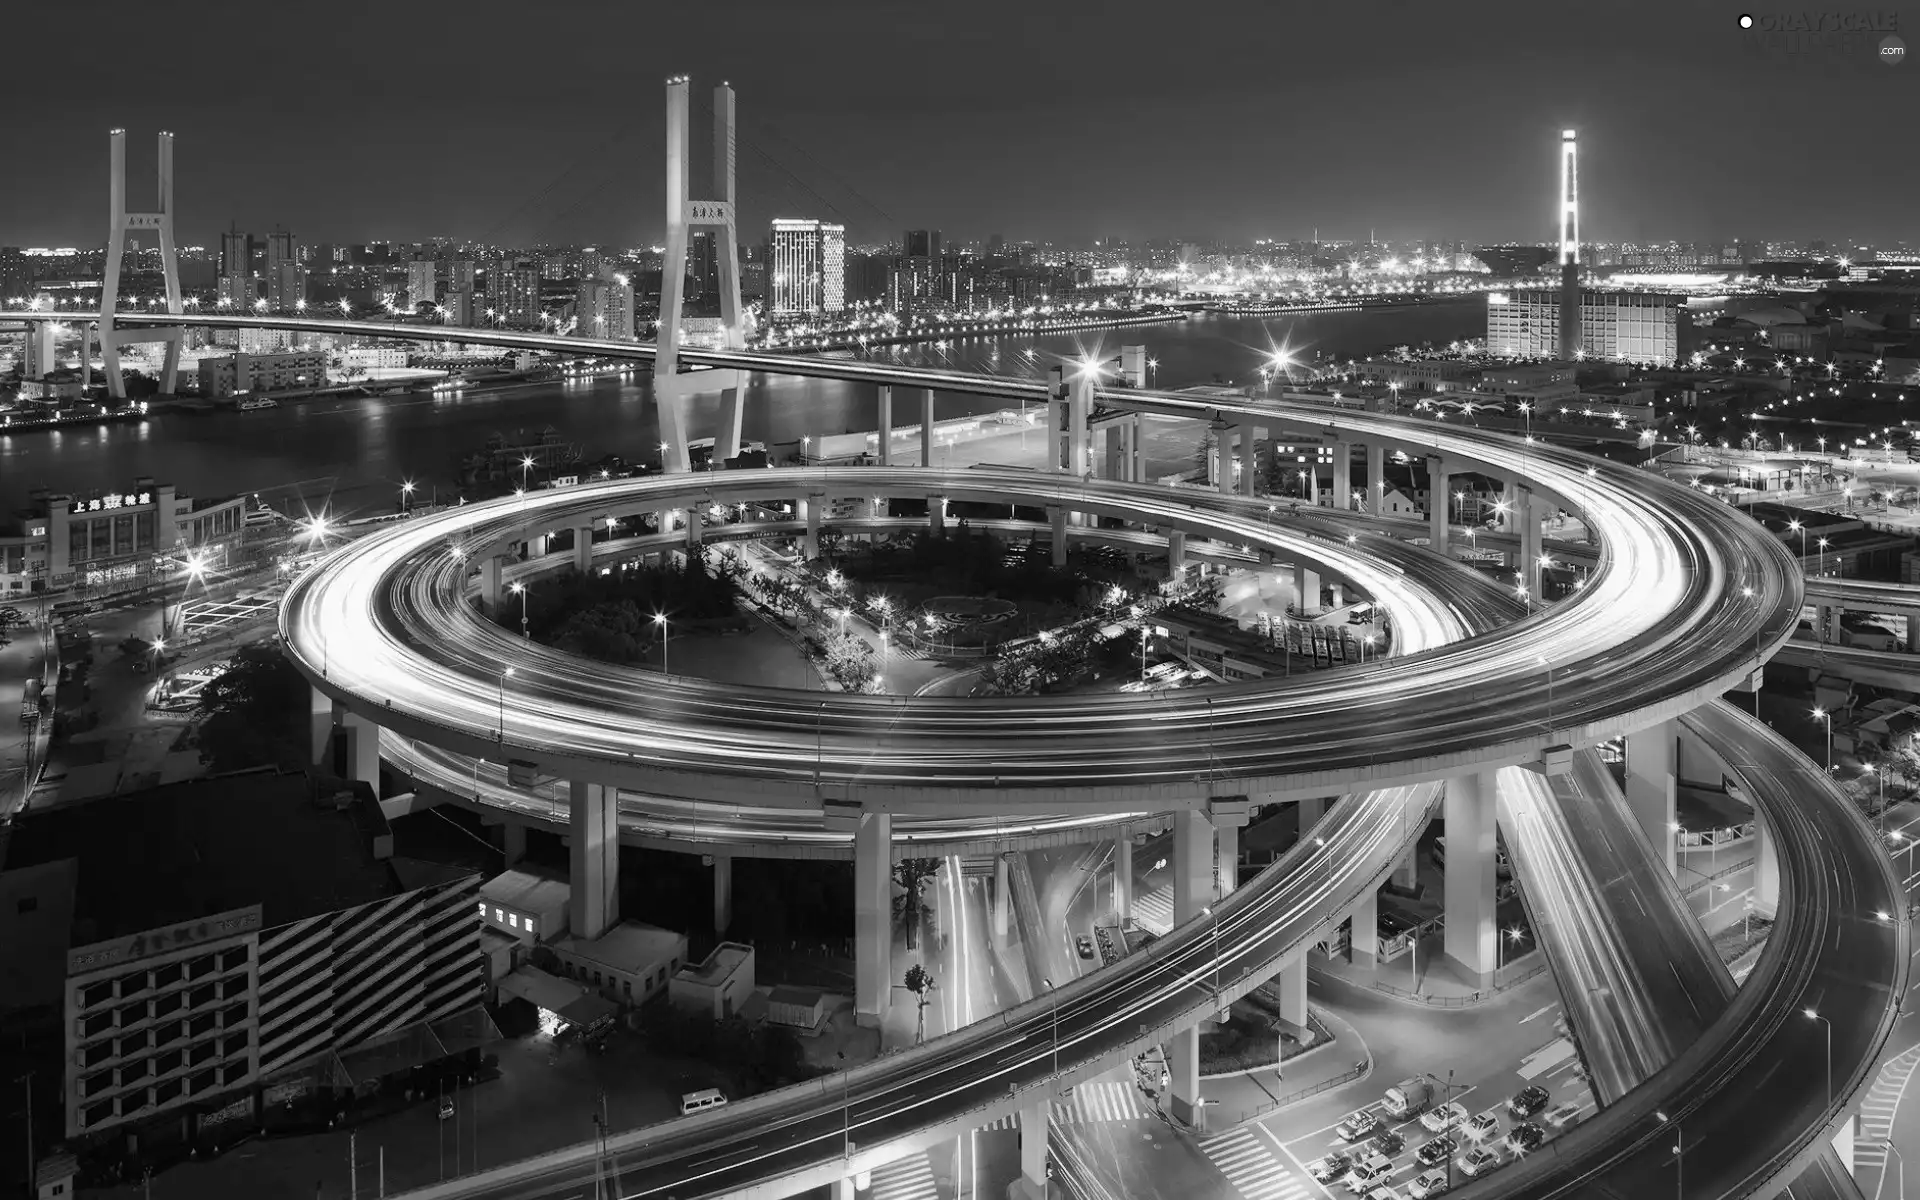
[263,231,302,311]
[217,274,255,308]
[768,219,846,317]
[219,231,255,278]
[689,232,719,308]
[492,261,541,327]
[0,246,30,301]
[445,289,474,327]
[1486,289,1685,364]
[407,258,436,309]
[576,276,635,340]
[449,258,476,294]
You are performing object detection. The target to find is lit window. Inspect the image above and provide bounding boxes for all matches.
[494,907,504,923]
[508,913,519,929]
[524,918,536,936]
[477,900,486,913]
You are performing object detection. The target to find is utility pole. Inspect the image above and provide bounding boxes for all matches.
[349,1130,358,1200]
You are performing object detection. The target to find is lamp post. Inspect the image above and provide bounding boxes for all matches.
[1818,536,1830,578]
[509,581,529,637]
[497,666,514,740]
[1200,905,1222,1007]
[654,613,669,674]
[1039,978,1061,1078]
[1812,707,1833,772]
[1498,926,1526,971]
[836,1050,853,1165]
[1870,1141,1906,1200]
[1804,1008,1832,1114]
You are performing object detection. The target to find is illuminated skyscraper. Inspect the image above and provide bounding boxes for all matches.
[266,231,302,310]
[407,257,436,310]
[576,275,635,340]
[768,219,846,317]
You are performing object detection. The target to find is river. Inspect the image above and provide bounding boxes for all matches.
[0,300,1483,515]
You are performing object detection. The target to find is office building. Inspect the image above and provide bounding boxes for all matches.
[448,258,476,295]
[0,773,488,1148]
[1486,289,1685,364]
[216,274,255,308]
[197,350,329,398]
[0,246,30,300]
[575,276,634,340]
[444,289,474,327]
[407,258,436,310]
[489,259,541,327]
[218,232,254,279]
[768,219,846,317]
[0,477,247,596]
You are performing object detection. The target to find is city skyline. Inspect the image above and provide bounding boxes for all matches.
[2,0,1912,249]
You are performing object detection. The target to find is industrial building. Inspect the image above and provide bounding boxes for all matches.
[1485,288,1686,364]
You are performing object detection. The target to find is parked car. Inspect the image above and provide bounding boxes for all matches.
[437,1097,454,1121]
[1408,1171,1452,1199]
[1462,1112,1500,1143]
[1543,1103,1582,1131]
[1075,934,1095,959]
[1363,1187,1407,1200]
[1345,1154,1395,1193]
[1416,1136,1457,1167]
[1339,1109,1384,1142]
[1371,1128,1406,1157]
[1459,1146,1503,1178]
[1507,1085,1550,1119]
[1505,1123,1545,1155]
[1420,1101,1470,1134]
[1307,1154,1353,1184]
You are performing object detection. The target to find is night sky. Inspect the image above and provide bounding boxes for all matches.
[6,0,1913,248]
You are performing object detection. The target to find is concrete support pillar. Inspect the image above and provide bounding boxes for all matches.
[1015,1097,1050,1200]
[1298,796,1326,837]
[1625,719,1679,873]
[481,556,503,608]
[713,855,733,935]
[1329,582,1345,609]
[1427,457,1450,555]
[1212,808,1249,902]
[1127,415,1145,481]
[1218,426,1237,496]
[1104,426,1122,480]
[1239,426,1257,497]
[568,780,620,941]
[1348,886,1378,968]
[500,822,527,866]
[1049,506,1068,566]
[573,525,593,574]
[341,712,380,794]
[994,852,1011,939]
[1754,811,1781,918]
[803,495,822,559]
[309,685,333,766]
[855,812,893,1027]
[834,1177,855,1200]
[1295,566,1322,616]
[1519,486,1543,601]
[1067,373,1092,477]
[1045,368,1064,472]
[1167,1024,1201,1128]
[1442,771,1497,988]
[1168,530,1187,579]
[1171,810,1212,924]
[1275,956,1307,1028]
[1908,613,1919,653]
[1333,442,1352,510]
[1501,480,1520,569]
[927,495,945,537]
[1366,442,1386,513]
[1391,849,1418,891]
[877,385,893,466]
[1113,832,1132,923]
[528,532,549,560]
[921,389,935,467]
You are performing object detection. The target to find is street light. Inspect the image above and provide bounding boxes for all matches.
[836,1049,853,1165]
[654,613,670,674]
[1498,926,1527,970]
[509,581,529,638]
[1804,1008,1832,1115]
[1812,707,1833,772]
[1818,536,1830,577]
[497,666,515,740]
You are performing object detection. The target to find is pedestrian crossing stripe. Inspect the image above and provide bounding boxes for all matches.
[1133,887,1174,935]
[1198,1126,1311,1200]
[868,1150,939,1200]
[974,1081,1152,1130]
[1856,1043,1920,1166]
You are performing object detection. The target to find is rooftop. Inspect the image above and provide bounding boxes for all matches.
[480,866,571,914]
[554,920,686,975]
[675,942,753,986]
[1,769,400,948]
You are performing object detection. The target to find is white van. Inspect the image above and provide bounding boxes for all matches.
[1346,1155,1395,1193]
[680,1088,728,1115]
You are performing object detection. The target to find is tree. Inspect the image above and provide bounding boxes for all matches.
[822,632,877,692]
[892,858,943,950]
[194,643,311,772]
[904,963,936,1045]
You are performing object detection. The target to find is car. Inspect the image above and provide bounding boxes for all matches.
[1408,1171,1452,1199]
[1344,1154,1395,1193]
[1420,1101,1470,1134]
[1338,1109,1384,1142]
[1416,1136,1457,1167]
[1075,934,1095,960]
[1507,1085,1550,1119]
[1462,1112,1500,1143]
[437,1097,454,1121]
[1543,1103,1582,1131]
[1458,1146,1502,1178]
[1505,1122,1545,1155]
[1306,1154,1353,1183]
[1363,1187,1407,1200]
[1371,1128,1406,1157]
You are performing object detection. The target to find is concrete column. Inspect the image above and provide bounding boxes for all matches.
[834,1177,855,1200]
[1168,530,1187,578]
[921,389,935,466]
[481,556,503,608]
[1297,567,1322,616]
[1218,426,1237,495]
[1212,808,1249,901]
[1427,457,1449,554]
[1298,796,1326,837]
[309,685,333,765]
[1519,486,1543,601]
[1239,426,1257,497]
[341,712,380,793]
[1366,442,1386,513]
[1815,605,1832,643]
[1390,850,1418,892]
[1908,613,1919,653]
[994,852,1011,939]
[1045,369,1064,472]
[1754,812,1780,917]
[1275,956,1307,1028]
[1348,886,1378,968]
[1171,810,1212,924]
[1104,426,1122,480]
[803,495,822,559]
[1501,480,1520,569]
[1329,583,1345,609]
[928,496,945,537]
[877,384,892,465]
[1129,414,1145,482]
[568,780,620,941]
[528,532,549,559]
[1167,1024,1201,1128]
[1015,1097,1050,1200]
[1442,771,1497,988]
[1067,372,1092,477]
[1333,442,1352,510]
[573,525,593,574]
[500,822,527,866]
[1049,506,1068,566]
[713,855,733,935]
[1113,832,1132,923]
[1625,719,1679,873]
[855,812,893,1027]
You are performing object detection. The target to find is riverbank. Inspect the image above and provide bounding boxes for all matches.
[766,308,1191,354]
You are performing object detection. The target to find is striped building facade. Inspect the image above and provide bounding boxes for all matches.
[256,876,485,1080]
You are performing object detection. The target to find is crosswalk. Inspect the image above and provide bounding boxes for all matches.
[1133,885,1174,934]
[1198,1126,1312,1200]
[976,1081,1152,1129]
[867,1150,940,1200]
[1856,1043,1920,1169]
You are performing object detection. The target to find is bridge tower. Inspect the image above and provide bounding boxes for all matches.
[655,76,748,473]
[1556,128,1581,363]
[98,129,185,398]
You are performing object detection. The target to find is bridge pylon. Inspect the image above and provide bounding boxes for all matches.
[98,129,185,398]
[655,76,748,473]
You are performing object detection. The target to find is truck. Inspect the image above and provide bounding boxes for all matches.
[1382,1077,1434,1119]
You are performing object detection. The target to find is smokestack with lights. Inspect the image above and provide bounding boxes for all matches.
[1558,128,1582,362]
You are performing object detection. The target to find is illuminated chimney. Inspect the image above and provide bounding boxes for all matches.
[1558,128,1582,361]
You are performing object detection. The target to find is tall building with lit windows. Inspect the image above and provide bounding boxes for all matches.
[575,275,635,340]
[1485,289,1686,364]
[768,219,846,318]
